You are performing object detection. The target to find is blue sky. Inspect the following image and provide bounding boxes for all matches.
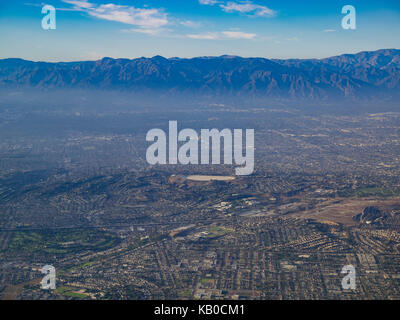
[0,0,399,61]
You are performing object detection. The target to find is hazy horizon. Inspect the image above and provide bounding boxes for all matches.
[1,47,399,63]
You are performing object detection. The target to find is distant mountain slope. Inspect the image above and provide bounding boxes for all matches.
[0,49,399,100]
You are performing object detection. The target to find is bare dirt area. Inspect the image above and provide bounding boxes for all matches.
[1,278,41,300]
[292,197,400,226]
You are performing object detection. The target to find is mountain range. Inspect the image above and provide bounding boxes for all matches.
[1,49,399,101]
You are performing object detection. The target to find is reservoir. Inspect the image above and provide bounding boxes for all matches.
[186,175,236,182]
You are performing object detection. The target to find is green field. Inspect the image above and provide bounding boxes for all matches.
[56,286,89,299]
[206,225,231,239]
[340,187,398,198]
[4,229,119,257]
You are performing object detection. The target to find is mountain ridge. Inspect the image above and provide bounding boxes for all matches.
[1,49,399,100]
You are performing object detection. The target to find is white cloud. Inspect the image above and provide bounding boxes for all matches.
[323,29,336,33]
[220,1,276,17]
[222,31,256,39]
[199,0,276,18]
[186,30,257,40]
[62,0,168,34]
[199,0,220,5]
[180,20,202,28]
[186,33,220,40]
[122,28,170,36]
[61,0,272,39]
[62,0,94,10]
